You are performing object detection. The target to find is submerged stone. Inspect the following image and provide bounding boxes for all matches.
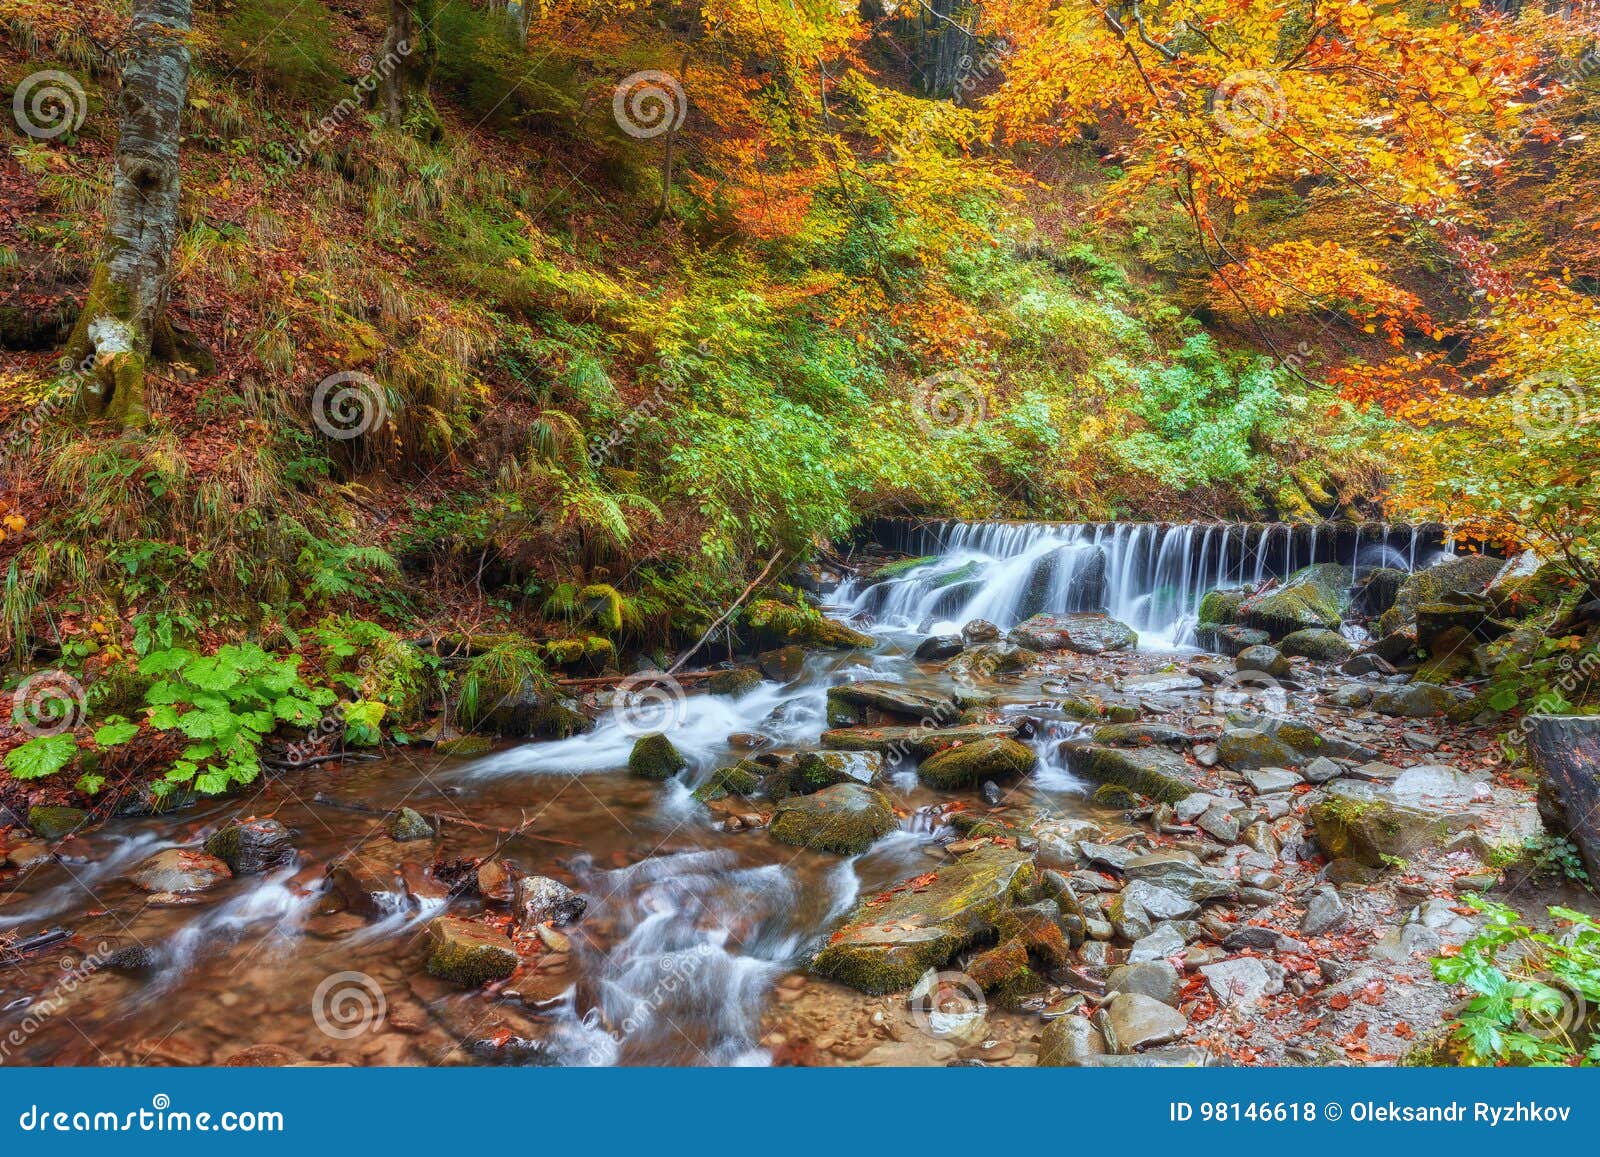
[425,917,520,987]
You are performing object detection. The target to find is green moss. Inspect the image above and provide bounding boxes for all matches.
[628,732,687,780]
[1197,588,1246,627]
[692,760,764,802]
[1063,745,1197,803]
[425,918,519,987]
[708,667,764,696]
[28,805,88,841]
[917,736,1037,789]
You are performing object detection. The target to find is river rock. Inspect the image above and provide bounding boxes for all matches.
[914,634,965,661]
[425,917,520,987]
[1327,683,1373,708]
[1104,992,1187,1051]
[961,619,1001,643]
[328,851,406,917]
[1037,1015,1107,1066]
[1197,588,1248,628]
[1527,714,1600,877]
[821,722,1015,759]
[628,732,688,779]
[1060,744,1199,803]
[793,749,887,793]
[1243,767,1302,794]
[958,642,1038,676]
[27,805,88,841]
[1124,853,1236,902]
[1009,613,1137,655]
[1216,728,1297,770]
[996,903,1072,968]
[1371,683,1461,718]
[917,736,1036,790]
[1091,721,1189,749]
[389,807,435,842]
[692,760,763,802]
[1235,644,1290,678]
[769,783,896,855]
[1107,960,1182,1006]
[1237,563,1351,639]
[1279,628,1356,661]
[1379,554,1504,635]
[1196,806,1241,843]
[1128,923,1187,963]
[1198,624,1273,656]
[204,818,296,874]
[826,680,957,722]
[1199,956,1283,1010]
[513,875,587,929]
[1119,880,1199,920]
[812,845,1034,993]
[758,645,808,682]
[128,849,233,894]
[708,667,764,697]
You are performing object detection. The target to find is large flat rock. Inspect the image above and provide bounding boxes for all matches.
[811,846,1034,994]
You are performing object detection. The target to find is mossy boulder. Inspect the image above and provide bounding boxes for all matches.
[747,599,873,650]
[917,736,1037,789]
[793,750,887,793]
[1197,587,1248,627]
[204,818,296,873]
[692,760,764,802]
[769,783,897,855]
[28,805,88,841]
[1379,554,1505,636]
[1060,744,1198,803]
[425,917,520,987]
[965,937,1040,1002]
[812,845,1035,993]
[1059,697,1140,724]
[1089,721,1189,748]
[708,667,764,697]
[996,902,1072,968]
[628,732,688,779]
[1371,684,1460,718]
[1215,727,1298,770]
[1235,644,1290,678]
[1309,783,1459,868]
[820,723,1014,759]
[1279,628,1355,662]
[957,642,1038,676]
[389,807,435,841]
[1238,564,1350,639]
[436,735,494,758]
[528,699,591,739]
[1195,624,1272,656]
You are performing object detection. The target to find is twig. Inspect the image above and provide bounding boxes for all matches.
[667,550,786,674]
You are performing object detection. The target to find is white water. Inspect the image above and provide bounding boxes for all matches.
[839,520,1448,650]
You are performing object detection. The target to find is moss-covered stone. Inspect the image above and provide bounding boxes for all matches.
[1215,727,1298,770]
[425,917,520,987]
[1196,624,1272,656]
[918,736,1037,790]
[1235,644,1290,678]
[1060,745,1198,803]
[746,599,873,650]
[692,760,765,802]
[1380,554,1505,636]
[965,937,1038,1002]
[1238,563,1350,639]
[1090,722,1188,748]
[1197,588,1247,627]
[27,805,88,841]
[820,723,1014,758]
[628,732,688,779]
[708,667,764,697]
[1279,628,1355,662]
[793,749,886,792]
[826,681,957,721]
[1309,790,1454,868]
[769,783,896,854]
[757,645,808,682]
[1059,697,1140,724]
[435,735,493,758]
[812,846,1034,993]
[389,807,435,841]
[996,903,1072,968]
[1371,684,1459,718]
[204,818,296,873]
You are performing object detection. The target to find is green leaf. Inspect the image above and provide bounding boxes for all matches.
[4,734,78,780]
[93,721,140,747]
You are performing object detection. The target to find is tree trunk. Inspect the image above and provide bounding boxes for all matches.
[1529,713,1600,879]
[910,0,978,97]
[64,0,193,430]
[374,0,442,140]
[505,0,533,43]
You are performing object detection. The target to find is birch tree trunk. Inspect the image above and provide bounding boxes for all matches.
[64,0,193,429]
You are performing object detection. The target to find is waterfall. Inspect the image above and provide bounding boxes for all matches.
[838,520,1452,651]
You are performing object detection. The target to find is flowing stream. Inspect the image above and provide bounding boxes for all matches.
[0,520,1445,1066]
